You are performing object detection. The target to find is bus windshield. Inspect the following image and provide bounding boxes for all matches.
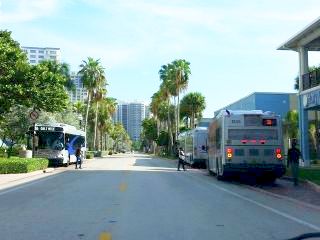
[36,131,65,150]
[228,129,278,140]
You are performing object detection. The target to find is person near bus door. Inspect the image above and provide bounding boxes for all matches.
[177,147,186,171]
[75,147,82,169]
[287,139,301,186]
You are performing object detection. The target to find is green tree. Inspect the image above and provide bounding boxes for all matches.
[180,92,206,129]
[0,31,69,116]
[283,110,299,139]
[0,30,29,114]
[110,123,128,152]
[159,66,175,154]
[78,57,106,150]
[171,59,191,136]
[141,118,158,153]
[97,97,117,151]
[0,106,31,157]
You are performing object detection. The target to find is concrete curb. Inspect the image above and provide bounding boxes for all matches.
[245,184,320,211]
[281,176,320,193]
[43,168,55,173]
[306,180,320,193]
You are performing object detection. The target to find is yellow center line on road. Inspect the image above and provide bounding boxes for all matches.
[119,183,127,192]
[99,232,112,240]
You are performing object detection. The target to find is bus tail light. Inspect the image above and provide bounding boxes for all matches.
[276,148,282,159]
[227,148,233,158]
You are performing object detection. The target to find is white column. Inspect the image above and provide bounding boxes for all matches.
[298,47,310,166]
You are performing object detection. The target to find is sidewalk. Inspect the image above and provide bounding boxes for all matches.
[0,158,99,191]
[0,168,61,191]
[253,178,320,208]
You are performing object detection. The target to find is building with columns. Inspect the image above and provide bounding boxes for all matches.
[278,17,320,166]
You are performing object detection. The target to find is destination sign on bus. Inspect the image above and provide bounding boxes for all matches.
[262,119,277,126]
[36,126,55,131]
[30,126,64,131]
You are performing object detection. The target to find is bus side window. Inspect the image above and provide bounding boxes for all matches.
[215,128,221,148]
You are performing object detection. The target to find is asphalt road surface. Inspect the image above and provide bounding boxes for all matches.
[0,154,319,240]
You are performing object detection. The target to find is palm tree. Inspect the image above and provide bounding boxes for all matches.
[159,80,174,153]
[92,87,107,150]
[180,92,206,129]
[78,57,106,150]
[98,97,117,150]
[283,110,299,139]
[171,59,191,135]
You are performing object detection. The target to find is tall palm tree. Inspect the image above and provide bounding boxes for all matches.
[159,81,174,152]
[78,57,106,150]
[98,97,117,150]
[171,59,191,135]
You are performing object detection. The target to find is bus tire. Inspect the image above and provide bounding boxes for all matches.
[216,160,223,180]
[64,159,70,167]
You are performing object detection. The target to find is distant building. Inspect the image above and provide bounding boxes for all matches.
[21,46,61,65]
[68,73,88,103]
[197,118,212,128]
[113,101,149,141]
[214,92,297,120]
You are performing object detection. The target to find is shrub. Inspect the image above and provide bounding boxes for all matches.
[0,147,7,158]
[0,157,49,174]
[108,151,113,155]
[94,151,102,157]
[86,152,94,159]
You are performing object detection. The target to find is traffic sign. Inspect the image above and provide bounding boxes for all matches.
[29,110,39,121]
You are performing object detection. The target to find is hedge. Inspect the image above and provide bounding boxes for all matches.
[0,157,49,174]
[86,152,94,159]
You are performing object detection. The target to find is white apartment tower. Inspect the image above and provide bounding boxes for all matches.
[68,73,88,103]
[113,101,149,141]
[22,46,61,65]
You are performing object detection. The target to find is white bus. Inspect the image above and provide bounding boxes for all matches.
[27,123,86,166]
[208,110,285,181]
[177,127,208,167]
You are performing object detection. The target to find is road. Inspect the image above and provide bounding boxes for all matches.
[0,154,319,240]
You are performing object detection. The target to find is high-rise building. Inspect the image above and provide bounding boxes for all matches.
[68,72,88,103]
[113,101,149,141]
[21,46,61,65]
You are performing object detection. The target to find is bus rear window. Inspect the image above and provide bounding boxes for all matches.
[234,149,244,156]
[264,149,274,156]
[228,129,278,140]
[249,149,259,156]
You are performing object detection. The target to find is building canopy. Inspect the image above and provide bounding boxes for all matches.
[278,17,320,51]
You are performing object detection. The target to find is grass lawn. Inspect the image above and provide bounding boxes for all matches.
[286,166,320,185]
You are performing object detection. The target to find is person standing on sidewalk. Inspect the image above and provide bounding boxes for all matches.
[177,147,186,171]
[75,147,82,169]
[287,139,301,186]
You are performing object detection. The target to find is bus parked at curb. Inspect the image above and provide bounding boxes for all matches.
[178,127,208,168]
[27,123,86,166]
[208,110,285,181]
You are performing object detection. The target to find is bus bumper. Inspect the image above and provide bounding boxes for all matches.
[224,163,286,178]
[48,158,64,166]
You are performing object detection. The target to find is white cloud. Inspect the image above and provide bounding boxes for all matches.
[0,0,60,23]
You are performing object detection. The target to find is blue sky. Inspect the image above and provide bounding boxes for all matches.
[1,0,320,117]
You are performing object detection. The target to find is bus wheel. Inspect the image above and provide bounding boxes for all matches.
[216,160,223,180]
[64,160,70,167]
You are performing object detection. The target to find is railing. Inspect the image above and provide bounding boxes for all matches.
[302,69,320,91]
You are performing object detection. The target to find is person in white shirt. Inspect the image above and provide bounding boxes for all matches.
[177,147,186,171]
